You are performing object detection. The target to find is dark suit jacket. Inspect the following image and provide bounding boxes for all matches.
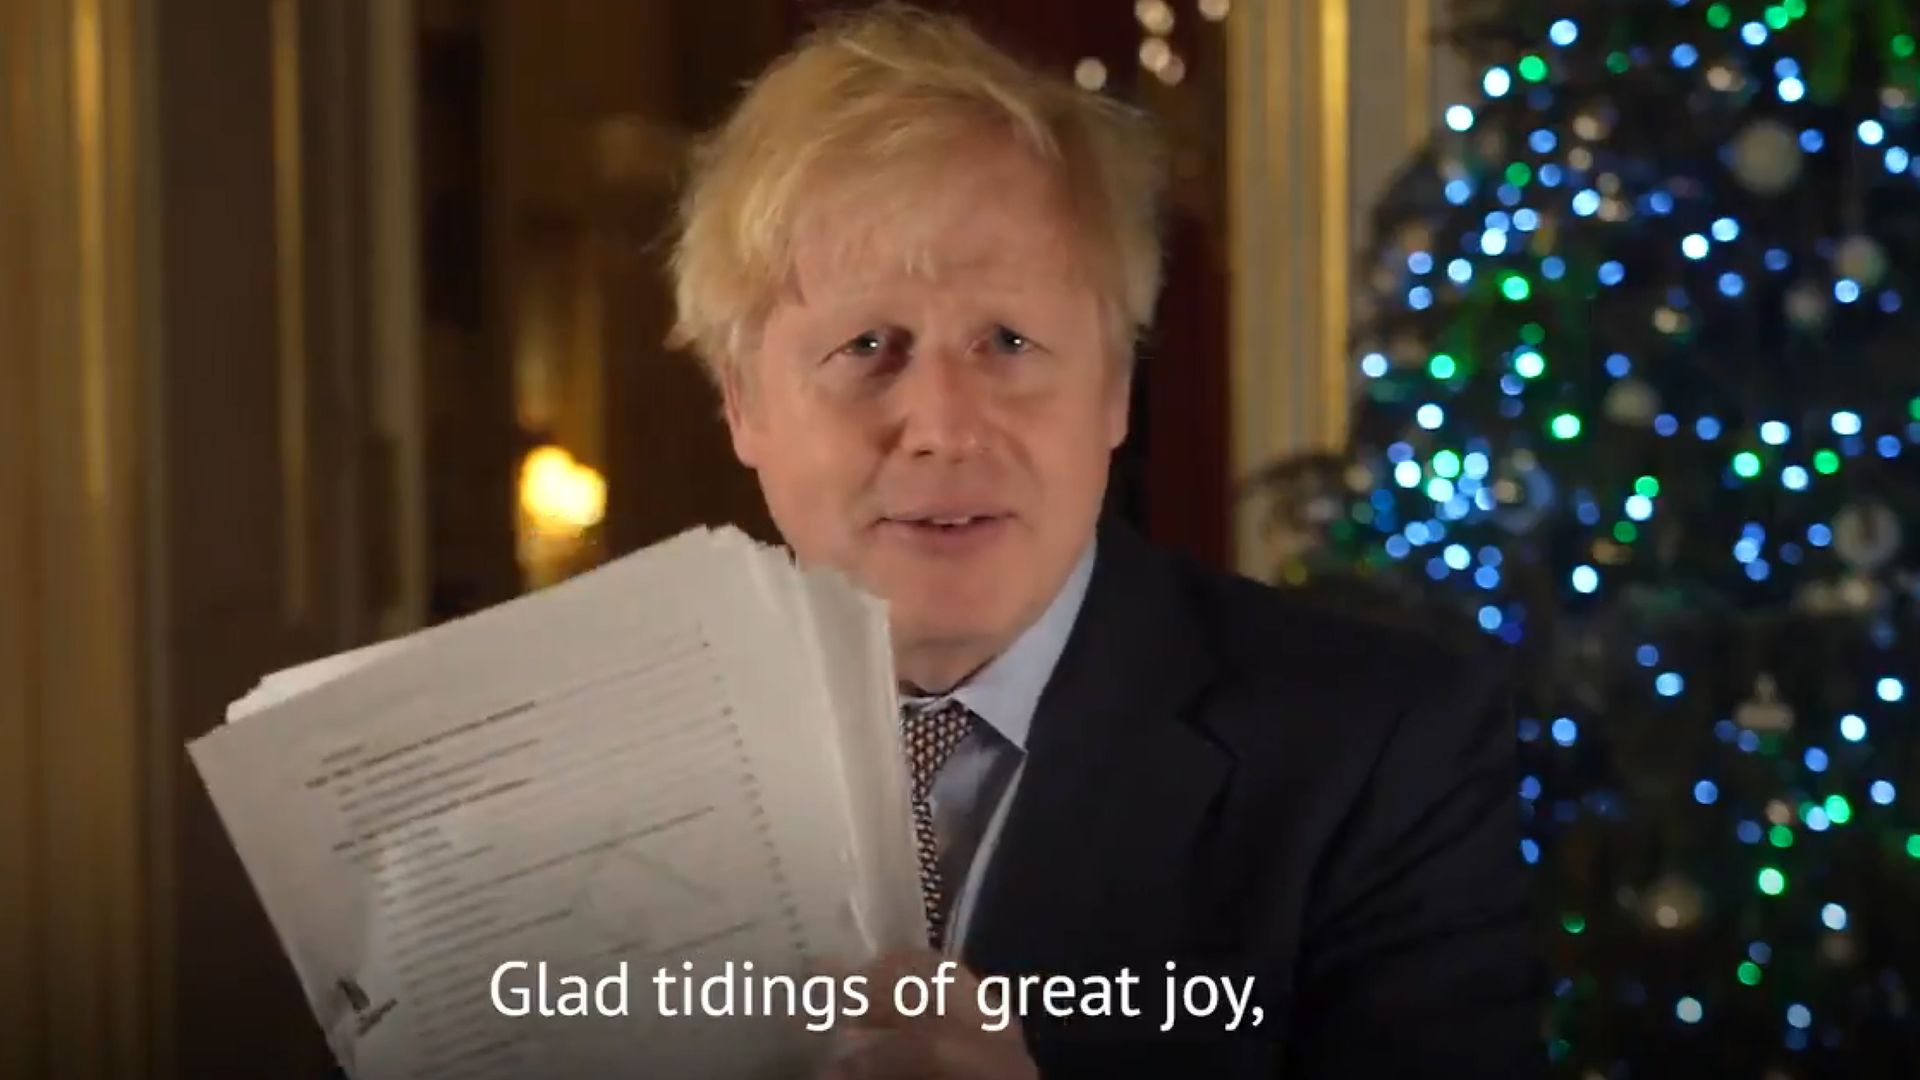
[958,522,1539,1077]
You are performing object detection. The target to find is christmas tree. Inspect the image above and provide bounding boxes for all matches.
[1270,1,1920,1075]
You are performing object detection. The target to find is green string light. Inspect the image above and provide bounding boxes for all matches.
[1502,274,1533,302]
[1908,834,1920,859]
[1606,51,1631,74]
[1429,353,1458,379]
[1895,33,1918,60]
[1613,521,1638,543]
[1769,824,1794,848]
[1434,450,1462,478]
[1758,867,1786,895]
[1826,794,1853,825]
[1634,475,1661,498]
[1783,0,1806,17]
[1506,161,1533,187]
[1515,350,1547,379]
[1562,912,1586,934]
[1706,3,1733,29]
[1763,6,1790,30]
[1519,54,1549,82]
[1732,451,1763,479]
[1908,396,1920,422]
[1520,322,1547,345]
[1551,412,1582,440]
[1814,449,1841,475]
[1737,961,1763,986]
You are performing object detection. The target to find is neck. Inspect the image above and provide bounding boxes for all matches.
[894,637,1001,696]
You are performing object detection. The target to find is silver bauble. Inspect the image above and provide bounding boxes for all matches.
[1730,119,1804,195]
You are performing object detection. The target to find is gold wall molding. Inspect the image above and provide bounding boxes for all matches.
[0,0,161,1074]
[1227,0,1442,576]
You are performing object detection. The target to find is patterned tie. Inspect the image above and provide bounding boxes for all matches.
[900,698,977,951]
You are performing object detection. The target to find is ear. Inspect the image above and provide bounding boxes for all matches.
[1103,350,1134,450]
[719,360,764,469]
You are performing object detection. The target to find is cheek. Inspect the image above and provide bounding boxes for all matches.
[753,406,879,533]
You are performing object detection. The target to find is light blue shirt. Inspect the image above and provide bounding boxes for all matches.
[902,539,1097,954]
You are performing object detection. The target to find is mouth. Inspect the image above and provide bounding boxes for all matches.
[875,511,1013,549]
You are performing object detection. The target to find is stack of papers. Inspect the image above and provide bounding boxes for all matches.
[191,527,925,1078]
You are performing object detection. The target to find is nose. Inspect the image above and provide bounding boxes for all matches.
[894,347,992,461]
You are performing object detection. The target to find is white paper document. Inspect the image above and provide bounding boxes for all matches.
[189,527,925,1080]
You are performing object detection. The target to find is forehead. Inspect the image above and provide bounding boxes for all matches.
[784,138,1092,306]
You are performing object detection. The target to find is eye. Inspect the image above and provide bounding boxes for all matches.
[988,325,1033,354]
[833,327,904,363]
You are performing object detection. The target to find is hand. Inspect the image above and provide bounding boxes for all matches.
[818,949,1039,1080]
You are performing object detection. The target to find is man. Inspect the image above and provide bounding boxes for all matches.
[669,5,1537,1076]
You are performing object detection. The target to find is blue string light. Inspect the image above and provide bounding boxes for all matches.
[1572,565,1599,593]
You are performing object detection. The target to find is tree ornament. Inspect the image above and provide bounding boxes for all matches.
[1640,872,1705,931]
[1785,280,1832,329]
[1603,378,1661,426]
[1729,119,1805,195]
[1834,235,1890,288]
[1833,501,1902,572]
[1735,673,1795,732]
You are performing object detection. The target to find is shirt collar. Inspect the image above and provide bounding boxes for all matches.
[902,539,1097,751]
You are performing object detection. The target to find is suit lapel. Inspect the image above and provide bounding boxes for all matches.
[963,522,1230,977]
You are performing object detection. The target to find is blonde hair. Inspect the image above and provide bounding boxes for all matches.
[668,3,1167,382]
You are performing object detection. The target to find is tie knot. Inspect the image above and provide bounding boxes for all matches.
[901,699,976,801]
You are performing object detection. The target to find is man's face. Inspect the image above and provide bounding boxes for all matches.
[722,138,1130,687]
